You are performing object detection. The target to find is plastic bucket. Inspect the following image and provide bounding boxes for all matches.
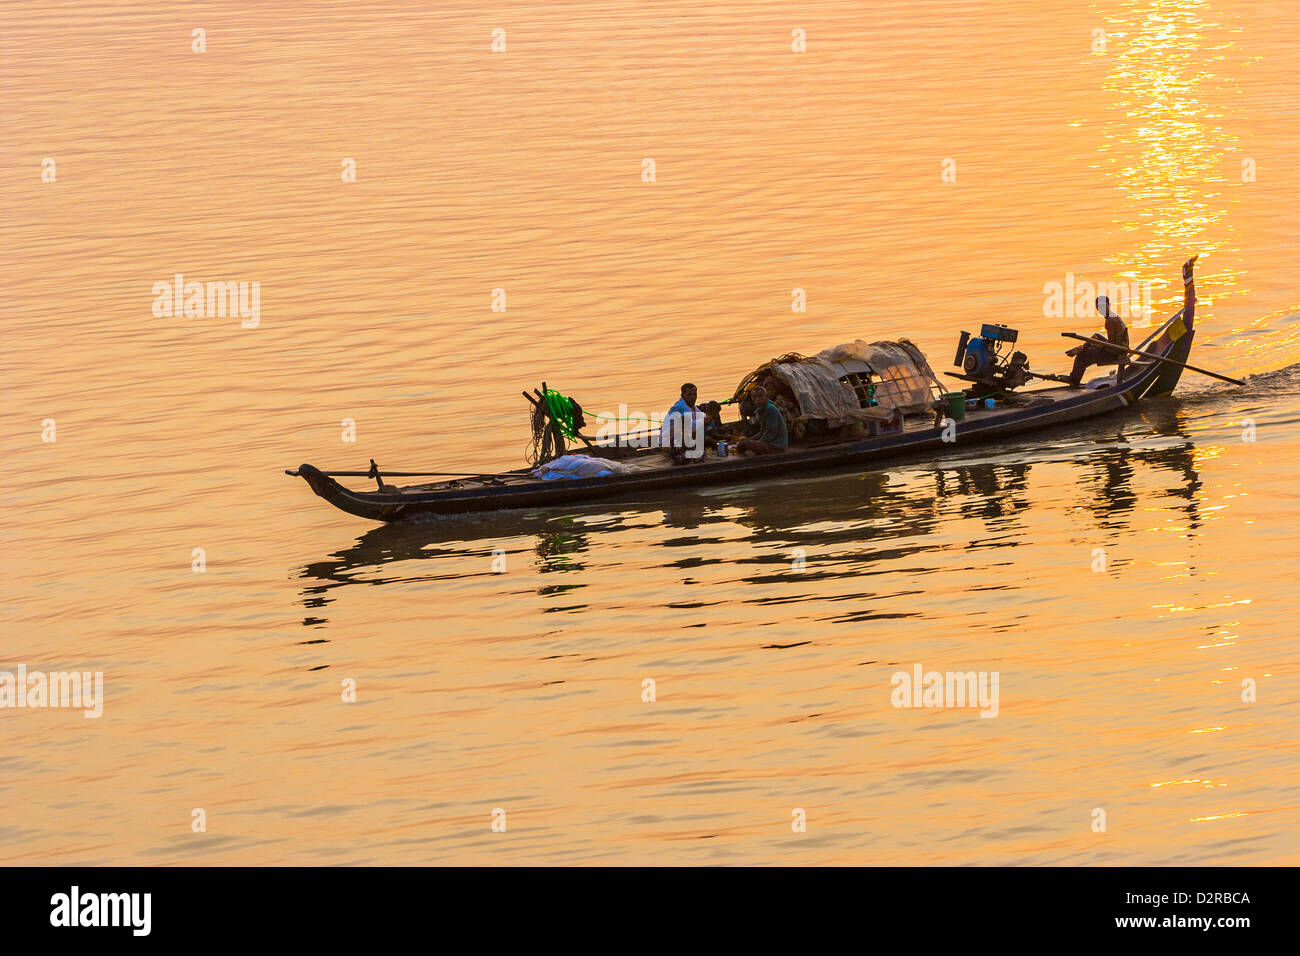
[943,391,966,421]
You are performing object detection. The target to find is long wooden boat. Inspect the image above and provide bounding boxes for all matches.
[290,271,1202,524]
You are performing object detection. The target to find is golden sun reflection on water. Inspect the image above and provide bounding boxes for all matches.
[1098,0,1247,319]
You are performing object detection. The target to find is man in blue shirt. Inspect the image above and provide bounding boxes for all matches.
[661,383,706,460]
[737,385,788,455]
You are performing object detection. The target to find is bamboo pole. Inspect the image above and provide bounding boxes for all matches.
[284,469,509,478]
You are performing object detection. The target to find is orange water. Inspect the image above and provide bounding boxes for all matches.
[2,0,1298,864]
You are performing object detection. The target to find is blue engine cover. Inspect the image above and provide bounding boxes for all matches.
[963,337,997,378]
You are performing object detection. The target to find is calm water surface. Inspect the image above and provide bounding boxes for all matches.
[2,0,1298,864]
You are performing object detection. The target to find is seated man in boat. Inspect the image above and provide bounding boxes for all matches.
[660,382,707,461]
[1066,295,1129,387]
[736,385,788,455]
[757,372,807,442]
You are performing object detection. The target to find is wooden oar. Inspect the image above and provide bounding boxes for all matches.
[1059,332,1245,386]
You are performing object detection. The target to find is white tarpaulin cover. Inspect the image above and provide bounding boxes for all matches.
[818,339,938,414]
[532,454,631,481]
[757,338,939,422]
[766,359,878,423]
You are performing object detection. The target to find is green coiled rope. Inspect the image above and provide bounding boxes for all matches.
[542,389,580,439]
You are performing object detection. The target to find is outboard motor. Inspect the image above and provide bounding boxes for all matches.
[952,324,1031,395]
